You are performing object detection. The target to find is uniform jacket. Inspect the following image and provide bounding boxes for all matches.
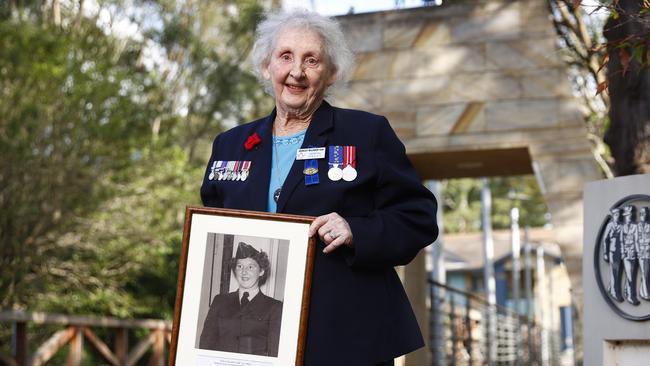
[199,291,282,357]
[604,221,623,261]
[201,101,438,365]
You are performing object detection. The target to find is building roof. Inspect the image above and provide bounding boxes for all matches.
[439,227,562,272]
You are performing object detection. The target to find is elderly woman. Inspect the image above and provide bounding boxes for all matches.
[199,242,282,356]
[200,9,438,366]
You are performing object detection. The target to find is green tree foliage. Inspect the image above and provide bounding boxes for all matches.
[148,0,272,162]
[439,179,482,233]
[31,146,200,318]
[440,176,548,234]
[0,19,161,310]
[0,0,268,322]
[488,176,548,229]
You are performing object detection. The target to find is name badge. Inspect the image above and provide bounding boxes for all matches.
[296,147,326,160]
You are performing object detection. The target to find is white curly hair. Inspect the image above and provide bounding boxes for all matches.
[250,9,355,96]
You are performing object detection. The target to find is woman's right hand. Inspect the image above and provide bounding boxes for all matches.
[308,212,354,254]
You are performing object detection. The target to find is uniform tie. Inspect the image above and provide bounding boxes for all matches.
[241,292,249,307]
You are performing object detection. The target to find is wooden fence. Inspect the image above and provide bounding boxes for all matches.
[0,310,171,366]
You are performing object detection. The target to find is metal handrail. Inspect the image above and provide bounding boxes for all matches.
[428,279,535,321]
[428,279,554,365]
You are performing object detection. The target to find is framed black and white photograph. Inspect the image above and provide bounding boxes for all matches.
[170,207,316,366]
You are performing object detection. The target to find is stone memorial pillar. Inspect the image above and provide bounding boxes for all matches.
[583,174,650,366]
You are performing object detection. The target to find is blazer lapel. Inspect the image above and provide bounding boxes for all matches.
[276,102,334,213]
[247,111,274,212]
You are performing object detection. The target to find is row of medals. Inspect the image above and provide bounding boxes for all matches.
[210,162,356,182]
[209,167,249,181]
[326,164,357,182]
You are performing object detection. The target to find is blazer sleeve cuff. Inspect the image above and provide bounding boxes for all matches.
[344,216,384,268]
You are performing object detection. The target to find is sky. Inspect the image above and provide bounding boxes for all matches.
[282,0,606,17]
[282,0,441,16]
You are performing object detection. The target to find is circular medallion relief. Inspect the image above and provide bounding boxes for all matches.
[594,194,650,321]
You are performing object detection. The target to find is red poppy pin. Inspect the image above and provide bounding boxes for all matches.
[244,132,261,151]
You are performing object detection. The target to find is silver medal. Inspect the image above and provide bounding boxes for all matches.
[342,165,357,182]
[209,161,217,181]
[328,166,343,181]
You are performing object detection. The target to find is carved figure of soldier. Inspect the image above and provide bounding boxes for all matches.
[621,205,640,305]
[603,207,624,302]
[636,206,650,301]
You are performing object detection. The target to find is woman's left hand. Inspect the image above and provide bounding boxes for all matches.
[308,212,354,253]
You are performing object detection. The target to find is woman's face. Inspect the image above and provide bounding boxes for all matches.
[234,257,264,290]
[263,27,336,116]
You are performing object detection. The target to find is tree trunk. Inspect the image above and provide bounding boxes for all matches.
[52,0,61,26]
[603,0,650,176]
[9,0,21,20]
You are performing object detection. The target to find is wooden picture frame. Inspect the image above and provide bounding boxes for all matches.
[169,206,316,366]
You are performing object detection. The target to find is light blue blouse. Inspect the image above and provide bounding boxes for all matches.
[268,129,306,213]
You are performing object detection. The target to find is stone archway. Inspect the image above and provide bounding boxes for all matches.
[332,1,601,363]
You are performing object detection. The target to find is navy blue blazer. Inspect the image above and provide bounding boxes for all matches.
[199,291,282,357]
[201,101,438,365]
